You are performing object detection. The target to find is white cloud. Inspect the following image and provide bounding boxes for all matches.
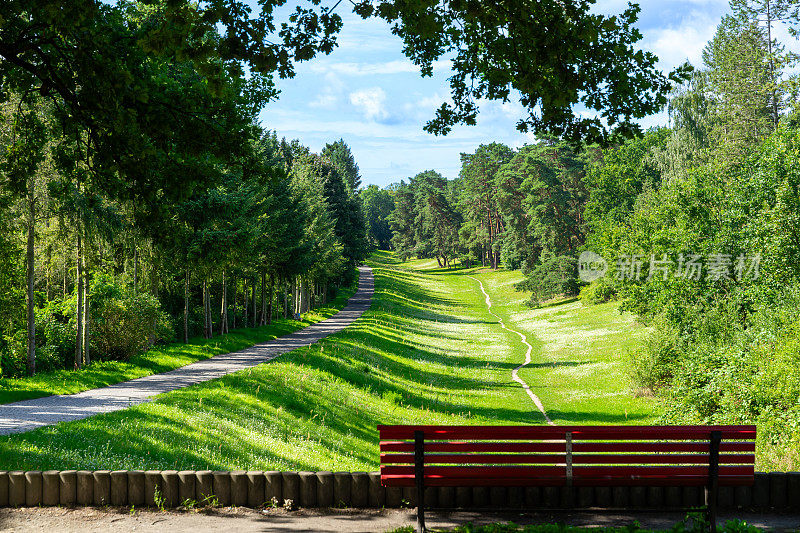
[309,59,450,77]
[309,73,345,109]
[349,87,389,120]
[644,10,719,69]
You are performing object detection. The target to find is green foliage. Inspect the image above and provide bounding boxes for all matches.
[579,278,617,305]
[34,304,75,373]
[0,279,355,405]
[86,276,173,361]
[517,255,579,306]
[389,171,461,266]
[583,129,668,258]
[361,184,394,250]
[457,143,514,268]
[703,12,776,165]
[360,1,685,144]
[322,139,361,194]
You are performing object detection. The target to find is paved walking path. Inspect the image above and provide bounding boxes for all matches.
[0,267,374,436]
[2,507,799,532]
[469,276,554,425]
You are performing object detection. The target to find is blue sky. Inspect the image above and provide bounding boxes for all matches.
[258,1,733,187]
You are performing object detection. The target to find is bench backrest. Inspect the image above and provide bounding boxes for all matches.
[379,425,756,488]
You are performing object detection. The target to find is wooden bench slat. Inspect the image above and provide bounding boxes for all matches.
[380,452,755,465]
[378,425,756,440]
[380,441,756,453]
[380,475,753,488]
[381,464,754,478]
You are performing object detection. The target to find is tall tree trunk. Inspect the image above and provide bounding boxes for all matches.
[298,278,307,314]
[75,230,83,369]
[290,277,297,318]
[251,276,257,328]
[133,243,138,296]
[323,282,328,305]
[220,269,228,335]
[284,279,289,318]
[232,275,237,330]
[202,278,210,339]
[243,278,248,327]
[183,267,189,343]
[81,246,89,366]
[25,191,35,376]
[266,274,275,325]
[259,271,267,326]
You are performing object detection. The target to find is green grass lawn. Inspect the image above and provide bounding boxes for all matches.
[0,253,659,471]
[0,283,357,405]
[468,268,658,425]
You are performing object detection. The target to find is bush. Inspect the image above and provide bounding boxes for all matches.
[35,305,75,372]
[0,330,26,378]
[578,278,617,304]
[516,255,578,306]
[90,291,173,361]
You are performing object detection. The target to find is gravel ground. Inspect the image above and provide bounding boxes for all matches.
[0,267,373,436]
[1,507,799,532]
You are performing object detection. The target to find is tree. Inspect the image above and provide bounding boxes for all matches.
[0,95,51,375]
[289,149,347,312]
[495,149,533,270]
[317,155,369,270]
[519,140,595,258]
[584,129,669,259]
[730,0,800,126]
[361,185,394,249]
[322,140,362,195]
[250,132,309,325]
[413,171,461,268]
[354,0,689,144]
[388,181,417,260]
[457,143,514,268]
[703,13,777,165]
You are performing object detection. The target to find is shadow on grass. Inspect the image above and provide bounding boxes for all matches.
[0,254,638,471]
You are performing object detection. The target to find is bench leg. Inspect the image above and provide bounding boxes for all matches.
[705,430,721,533]
[415,430,426,533]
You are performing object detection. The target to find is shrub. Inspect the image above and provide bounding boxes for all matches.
[516,255,578,306]
[578,278,617,304]
[35,306,75,372]
[0,330,26,378]
[90,291,173,361]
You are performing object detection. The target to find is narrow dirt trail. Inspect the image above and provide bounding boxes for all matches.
[469,276,555,425]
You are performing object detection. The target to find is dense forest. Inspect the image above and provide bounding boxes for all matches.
[366,1,800,463]
[0,2,371,377]
[0,0,679,381]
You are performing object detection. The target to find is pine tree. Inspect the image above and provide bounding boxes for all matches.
[322,139,362,195]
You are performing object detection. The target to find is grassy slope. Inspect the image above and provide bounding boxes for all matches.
[0,254,656,471]
[0,284,357,405]
[469,268,658,425]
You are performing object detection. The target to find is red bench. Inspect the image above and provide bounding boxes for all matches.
[379,425,756,532]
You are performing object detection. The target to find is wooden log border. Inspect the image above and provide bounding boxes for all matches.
[0,471,792,511]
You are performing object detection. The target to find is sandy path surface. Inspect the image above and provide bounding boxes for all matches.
[0,267,373,436]
[1,506,798,532]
